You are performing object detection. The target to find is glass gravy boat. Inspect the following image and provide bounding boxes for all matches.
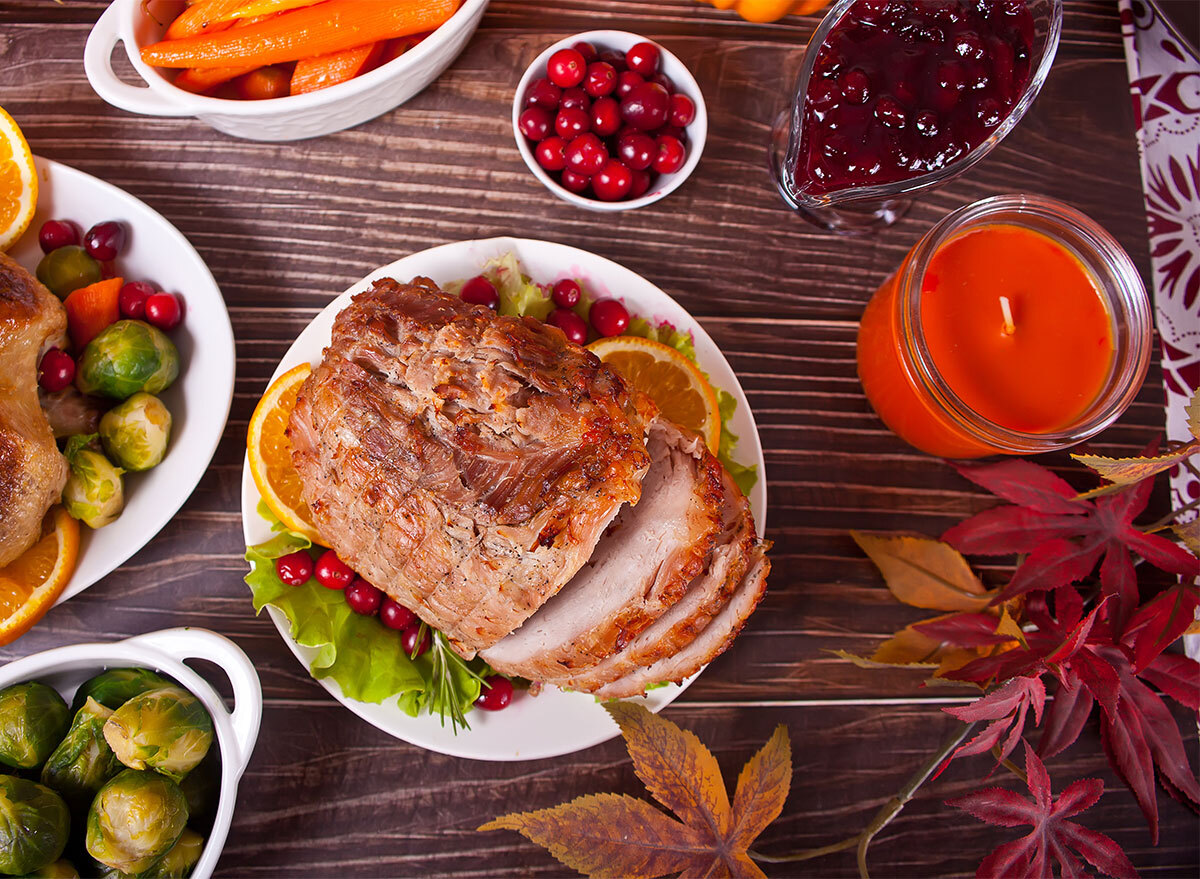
[769,0,1063,234]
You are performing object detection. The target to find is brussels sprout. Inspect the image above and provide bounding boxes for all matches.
[86,770,187,874]
[71,670,174,715]
[62,435,125,529]
[136,828,203,878]
[40,698,123,813]
[17,859,79,878]
[0,683,71,770]
[0,775,70,874]
[102,688,212,783]
[98,394,172,472]
[75,321,179,400]
[36,246,102,299]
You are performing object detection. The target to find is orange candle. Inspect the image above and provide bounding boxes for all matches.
[857,195,1152,458]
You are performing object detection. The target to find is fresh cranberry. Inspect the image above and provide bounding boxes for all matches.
[592,159,634,201]
[547,47,586,88]
[474,675,514,711]
[518,105,553,141]
[401,622,432,657]
[314,549,355,590]
[589,299,630,337]
[345,578,383,615]
[274,550,313,586]
[38,219,80,253]
[548,307,588,344]
[564,133,608,176]
[525,77,562,110]
[598,49,627,70]
[380,598,418,631]
[648,72,674,92]
[617,132,656,171]
[584,61,617,97]
[535,136,568,171]
[652,135,686,174]
[559,169,591,194]
[38,348,75,392]
[460,275,499,309]
[559,87,590,112]
[552,278,582,308]
[620,82,670,131]
[625,42,660,76]
[82,221,125,261]
[99,260,118,281]
[668,93,696,128]
[658,124,687,143]
[615,70,644,100]
[118,281,155,319]
[874,97,907,128]
[629,168,653,199]
[144,292,183,331]
[590,97,622,136]
[555,106,590,139]
[572,41,598,63]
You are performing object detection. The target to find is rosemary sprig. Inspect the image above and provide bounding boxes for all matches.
[419,626,492,733]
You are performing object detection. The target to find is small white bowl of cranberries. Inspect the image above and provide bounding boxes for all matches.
[513,30,707,211]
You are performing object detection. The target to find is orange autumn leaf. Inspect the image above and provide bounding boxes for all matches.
[1188,388,1199,439]
[479,702,790,879]
[1173,517,1199,556]
[1071,438,1200,489]
[850,531,996,611]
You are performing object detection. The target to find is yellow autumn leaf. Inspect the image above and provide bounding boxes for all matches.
[1187,388,1199,440]
[1174,518,1200,556]
[850,532,995,611]
[1071,438,1200,487]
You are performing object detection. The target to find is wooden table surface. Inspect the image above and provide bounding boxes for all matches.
[1,1,1197,876]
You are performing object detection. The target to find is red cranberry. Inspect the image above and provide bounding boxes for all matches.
[345,578,383,615]
[460,275,499,309]
[590,97,622,136]
[83,221,125,261]
[564,132,608,176]
[809,79,841,112]
[401,622,432,657]
[117,281,155,319]
[874,97,907,128]
[592,159,634,201]
[647,71,674,91]
[617,132,656,171]
[548,307,588,344]
[38,348,75,392]
[840,69,871,104]
[552,278,582,308]
[38,219,80,253]
[525,77,562,110]
[629,168,653,198]
[572,41,597,63]
[144,292,183,331]
[559,87,590,112]
[274,550,313,586]
[975,96,1002,126]
[584,61,617,97]
[914,110,940,136]
[555,107,590,139]
[668,93,696,128]
[314,549,355,590]
[559,169,592,194]
[99,260,118,281]
[652,135,686,174]
[519,105,553,141]
[615,70,644,100]
[620,82,670,131]
[625,42,660,76]
[658,124,687,143]
[590,299,630,337]
[380,598,418,631]
[475,675,514,711]
[547,47,586,88]
[955,31,986,60]
[535,136,567,171]
[598,49,627,70]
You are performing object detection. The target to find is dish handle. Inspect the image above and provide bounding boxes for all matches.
[122,628,263,777]
[84,2,197,118]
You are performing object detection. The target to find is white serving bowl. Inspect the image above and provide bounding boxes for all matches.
[84,0,490,141]
[0,628,262,879]
[512,30,708,211]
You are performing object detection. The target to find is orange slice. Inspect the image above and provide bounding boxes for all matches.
[0,507,80,646]
[588,336,721,454]
[247,363,324,544]
[0,106,37,251]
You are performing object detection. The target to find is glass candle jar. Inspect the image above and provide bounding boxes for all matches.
[856,194,1152,458]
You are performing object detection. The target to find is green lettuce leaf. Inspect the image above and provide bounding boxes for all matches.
[445,252,554,321]
[715,389,758,495]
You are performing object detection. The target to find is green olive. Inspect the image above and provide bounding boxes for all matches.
[36,246,102,300]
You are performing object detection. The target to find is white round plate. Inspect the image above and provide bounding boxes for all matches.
[9,157,235,602]
[239,237,766,761]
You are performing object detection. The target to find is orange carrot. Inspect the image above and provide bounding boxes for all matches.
[166,0,324,38]
[173,64,257,93]
[289,40,382,95]
[141,0,456,69]
[63,278,122,350]
[379,31,432,65]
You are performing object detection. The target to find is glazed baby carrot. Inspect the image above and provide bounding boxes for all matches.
[172,63,257,93]
[141,0,456,69]
[290,40,383,95]
[166,0,324,39]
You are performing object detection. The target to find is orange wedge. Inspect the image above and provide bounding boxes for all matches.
[0,507,80,646]
[588,336,721,454]
[0,106,37,252]
[247,363,324,544]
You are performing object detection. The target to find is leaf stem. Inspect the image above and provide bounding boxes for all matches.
[1140,496,1200,534]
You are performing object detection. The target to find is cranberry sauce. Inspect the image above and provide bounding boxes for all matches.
[797,0,1034,195]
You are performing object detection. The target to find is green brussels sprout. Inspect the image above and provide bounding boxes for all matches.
[0,683,71,770]
[75,321,179,400]
[102,688,212,783]
[86,770,187,874]
[62,435,125,529]
[17,858,79,878]
[135,828,203,878]
[36,246,102,299]
[71,670,174,715]
[40,698,123,813]
[0,775,70,874]
[98,393,172,472]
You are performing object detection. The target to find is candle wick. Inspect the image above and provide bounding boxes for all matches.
[1000,295,1015,336]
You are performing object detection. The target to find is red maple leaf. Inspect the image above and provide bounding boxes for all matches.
[947,742,1139,879]
[944,676,1046,765]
